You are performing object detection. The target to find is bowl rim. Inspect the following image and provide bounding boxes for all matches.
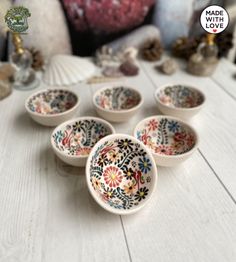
[154,83,206,111]
[25,88,80,118]
[51,116,116,160]
[93,85,144,114]
[133,115,199,159]
[85,133,158,215]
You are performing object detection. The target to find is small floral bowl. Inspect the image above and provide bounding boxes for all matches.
[155,84,205,119]
[86,134,157,215]
[134,116,199,166]
[25,89,80,126]
[93,86,143,122]
[51,117,115,167]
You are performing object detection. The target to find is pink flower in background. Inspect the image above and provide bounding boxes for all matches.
[62,0,155,33]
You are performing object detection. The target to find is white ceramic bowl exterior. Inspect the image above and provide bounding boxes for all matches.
[25,89,80,126]
[93,86,143,122]
[86,134,158,215]
[51,117,115,167]
[155,84,205,119]
[134,116,199,167]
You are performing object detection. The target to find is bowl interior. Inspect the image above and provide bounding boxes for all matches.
[52,119,113,157]
[27,89,78,115]
[135,117,196,156]
[156,85,204,109]
[95,86,141,111]
[88,136,156,211]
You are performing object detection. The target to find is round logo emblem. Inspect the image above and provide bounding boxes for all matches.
[200,5,229,34]
[5,6,31,33]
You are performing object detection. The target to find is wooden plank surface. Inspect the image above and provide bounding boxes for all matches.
[0,82,130,262]
[140,59,236,200]
[212,58,236,99]
[0,59,235,262]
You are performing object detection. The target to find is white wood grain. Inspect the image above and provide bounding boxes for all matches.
[212,58,236,99]
[140,59,236,199]
[0,83,130,262]
[123,153,236,262]
[0,59,236,262]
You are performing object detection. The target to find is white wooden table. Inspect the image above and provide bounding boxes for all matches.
[0,58,236,262]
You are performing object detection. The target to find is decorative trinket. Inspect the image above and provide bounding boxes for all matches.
[10,33,39,90]
[188,33,219,76]
[27,47,45,71]
[0,80,12,100]
[158,58,178,75]
[43,55,96,86]
[0,64,15,80]
[118,46,138,63]
[119,61,139,76]
[172,36,201,60]
[102,66,123,78]
[95,45,120,67]
[0,63,15,100]
[87,76,122,84]
[141,38,163,62]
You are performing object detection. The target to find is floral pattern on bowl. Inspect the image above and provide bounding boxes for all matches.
[87,135,157,213]
[95,86,141,111]
[52,119,113,157]
[135,117,196,156]
[27,89,78,115]
[157,85,204,108]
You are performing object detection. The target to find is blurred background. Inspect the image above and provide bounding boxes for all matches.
[0,0,236,62]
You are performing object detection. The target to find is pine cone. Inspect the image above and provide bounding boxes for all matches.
[216,32,233,58]
[172,36,201,60]
[27,48,44,71]
[141,38,163,61]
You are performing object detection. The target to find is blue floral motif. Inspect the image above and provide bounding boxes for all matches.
[94,123,104,134]
[28,90,77,115]
[138,157,152,174]
[136,131,142,141]
[167,120,180,133]
[54,130,64,143]
[89,138,154,210]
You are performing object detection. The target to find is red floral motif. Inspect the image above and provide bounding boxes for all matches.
[62,130,73,147]
[148,119,158,131]
[155,145,174,155]
[133,170,145,189]
[76,147,91,156]
[141,129,151,145]
[104,166,123,187]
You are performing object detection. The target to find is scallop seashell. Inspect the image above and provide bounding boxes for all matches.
[43,55,96,86]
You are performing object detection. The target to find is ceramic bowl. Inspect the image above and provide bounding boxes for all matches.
[86,134,158,215]
[25,89,79,126]
[51,117,115,167]
[134,116,198,166]
[154,84,205,119]
[93,86,143,122]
